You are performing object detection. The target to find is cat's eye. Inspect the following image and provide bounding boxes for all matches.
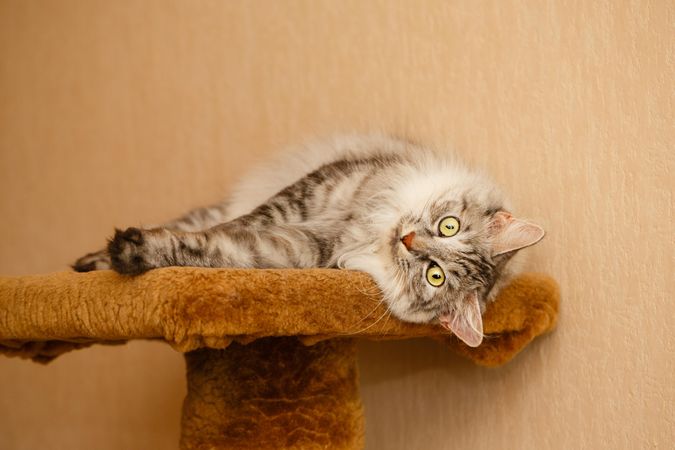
[439,216,460,237]
[426,263,446,287]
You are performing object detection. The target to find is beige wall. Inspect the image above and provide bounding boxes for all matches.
[1,1,672,448]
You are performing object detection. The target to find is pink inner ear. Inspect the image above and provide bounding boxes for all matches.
[490,211,545,256]
[489,211,513,233]
[439,292,483,347]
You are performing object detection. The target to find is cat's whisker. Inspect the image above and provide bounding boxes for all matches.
[481,333,496,341]
[348,297,387,328]
[379,310,393,336]
[344,306,391,336]
[353,280,383,298]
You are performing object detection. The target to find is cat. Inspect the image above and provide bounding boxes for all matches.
[73,134,544,347]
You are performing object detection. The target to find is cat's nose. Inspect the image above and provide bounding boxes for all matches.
[401,232,416,251]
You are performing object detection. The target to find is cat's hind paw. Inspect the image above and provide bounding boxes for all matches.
[72,250,111,272]
[108,227,154,275]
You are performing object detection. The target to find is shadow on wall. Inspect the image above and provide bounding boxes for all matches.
[358,336,554,384]
[358,336,558,448]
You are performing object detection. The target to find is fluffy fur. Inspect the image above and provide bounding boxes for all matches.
[73,135,544,346]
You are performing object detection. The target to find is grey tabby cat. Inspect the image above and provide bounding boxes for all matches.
[73,135,544,347]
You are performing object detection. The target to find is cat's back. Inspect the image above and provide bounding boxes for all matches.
[226,134,420,218]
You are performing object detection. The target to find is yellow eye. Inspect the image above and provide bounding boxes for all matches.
[426,263,446,287]
[439,216,460,237]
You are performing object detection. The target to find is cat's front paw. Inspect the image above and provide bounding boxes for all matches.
[108,227,155,275]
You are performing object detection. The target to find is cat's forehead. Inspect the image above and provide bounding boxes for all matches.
[391,166,510,226]
[428,197,468,220]
[426,196,502,223]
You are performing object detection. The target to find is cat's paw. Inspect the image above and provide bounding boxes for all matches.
[108,227,154,275]
[72,250,111,272]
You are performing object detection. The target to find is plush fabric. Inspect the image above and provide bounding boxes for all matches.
[181,338,364,450]
[0,268,558,365]
[0,268,558,449]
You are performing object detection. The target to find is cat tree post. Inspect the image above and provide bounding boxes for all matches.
[0,268,559,450]
[181,338,363,450]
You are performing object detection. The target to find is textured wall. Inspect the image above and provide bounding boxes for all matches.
[0,1,672,449]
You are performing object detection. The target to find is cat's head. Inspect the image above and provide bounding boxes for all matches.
[368,160,545,347]
[387,206,543,346]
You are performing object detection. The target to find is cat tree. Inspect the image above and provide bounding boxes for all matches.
[0,268,558,449]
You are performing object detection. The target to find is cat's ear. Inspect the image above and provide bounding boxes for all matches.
[489,211,545,257]
[439,291,483,347]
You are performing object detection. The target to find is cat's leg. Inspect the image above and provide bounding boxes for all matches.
[107,221,327,275]
[72,202,230,272]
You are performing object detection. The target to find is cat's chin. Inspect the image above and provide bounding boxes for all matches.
[381,292,438,324]
[395,309,438,324]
